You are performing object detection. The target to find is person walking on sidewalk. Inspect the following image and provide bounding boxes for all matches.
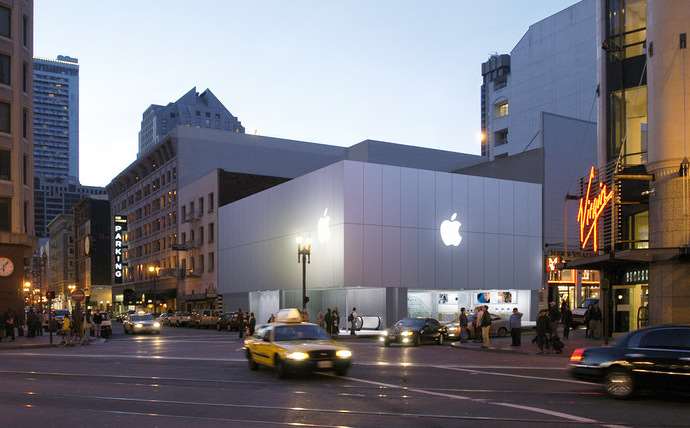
[548,301,561,338]
[4,309,15,341]
[561,304,573,339]
[480,305,492,348]
[248,313,256,336]
[459,308,468,343]
[535,310,551,354]
[237,309,245,339]
[93,311,103,337]
[324,308,332,335]
[333,307,341,337]
[509,308,522,346]
[60,314,72,346]
[348,307,357,336]
[588,304,602,339]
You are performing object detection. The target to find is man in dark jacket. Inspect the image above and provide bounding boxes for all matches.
[548,301,561,338]
[237,309,245,339]
[561,305,573,339]
[536,310,551,354]
[459,308,468,343]
[508,308,522,346]
[248,313,256,336]
[324,308,332,335]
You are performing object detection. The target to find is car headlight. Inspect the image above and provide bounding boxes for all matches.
[286,352,309,361]
[336,350,352,359]
[153,322,161,328]
[382,330,389,337]
[134,323,143,328]
[401,330,414,337]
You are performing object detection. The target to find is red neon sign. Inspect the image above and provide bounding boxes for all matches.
[577,166,614,252]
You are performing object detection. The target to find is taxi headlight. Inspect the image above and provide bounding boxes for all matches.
[286,352,309,361]
[401,330,414,337]
[382,330,389,337]
[336,350,352,359]
[134,323,144,328]
[153,322,161,328]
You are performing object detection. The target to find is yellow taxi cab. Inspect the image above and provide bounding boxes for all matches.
[244,308,353,378]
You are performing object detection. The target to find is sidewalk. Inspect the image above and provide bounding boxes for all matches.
[0,332,105,350]
[450,328,617,357]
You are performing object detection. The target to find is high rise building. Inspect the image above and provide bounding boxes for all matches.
[137,87,244,157]
[33,55,78,180]
[480,0,598,160]
[0,0,35,318]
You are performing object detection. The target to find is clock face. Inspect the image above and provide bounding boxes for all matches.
[0,257,14,277]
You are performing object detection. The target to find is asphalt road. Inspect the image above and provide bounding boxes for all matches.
[0,325,688,428]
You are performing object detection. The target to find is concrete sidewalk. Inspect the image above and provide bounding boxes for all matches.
[0,332,105,350]
[450,328,616,357]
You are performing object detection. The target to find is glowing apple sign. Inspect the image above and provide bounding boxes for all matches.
[317,208,330,243]
[440,213,462,247]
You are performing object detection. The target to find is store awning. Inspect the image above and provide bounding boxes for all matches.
[565,247,684,270]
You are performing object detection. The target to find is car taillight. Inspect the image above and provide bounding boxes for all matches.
[570,348,585,363]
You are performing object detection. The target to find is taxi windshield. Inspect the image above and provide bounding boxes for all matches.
[131,315,154,321]
[274,325,330,341]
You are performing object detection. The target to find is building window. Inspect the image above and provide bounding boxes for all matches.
[22,62,27,93]
[181,232,186,245]
[0,149,10,181]
[22,154,26,184]
[22,15,28,47]
[199,254,204,273]
[181,205,186,222]
[0,198,10,231]
[196,110,200,116]
[189,201,195,218]
[198,197,204,216]
[23,200,27,233]
[0,54,9,86]
[208,222,214,243]
[199,226,204,245]
[0,6,10,39]
[22,108,27,138]
[0,102,9,134]
[495,100,509,118]
[208,192,214,212]
[494,129,508,146]
[208,252,214,273]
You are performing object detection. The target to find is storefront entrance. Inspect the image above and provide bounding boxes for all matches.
[612,284,648,332]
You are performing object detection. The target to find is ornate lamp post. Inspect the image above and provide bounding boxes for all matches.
[296,236,312,311]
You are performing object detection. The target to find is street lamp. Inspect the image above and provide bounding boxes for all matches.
[296,236,312,310]
[148,265,160,315]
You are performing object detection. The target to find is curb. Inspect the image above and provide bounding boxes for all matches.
[449,341,570,358]
[0,343,59,351]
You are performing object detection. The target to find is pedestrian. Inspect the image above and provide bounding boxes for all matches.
[480,305,492,348]
[584,305,592,338]
[0,311,5,342]
[27,308,36,338]
[348,307,357,336]
[248,312,256,336]
[317,311,324,329]
[61,314,72,346]
[93,311,103,337]
[458,308,468,343]
[509,307,522,346]
[237,309,245,339]
[535,310,550,354]
[332,307,340,337]
[267,313,275,324]
[324,308,332,335]
[5,309,15,341]
[473,306,483,342]
[560,299,569,316]
[588,304,602,339]
[548,301,561,338]
[561,304,573,339]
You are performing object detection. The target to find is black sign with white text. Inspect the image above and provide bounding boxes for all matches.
[113,215,128,284]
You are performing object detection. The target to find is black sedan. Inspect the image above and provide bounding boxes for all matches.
[569,325,690,399]
[380,317,447,347]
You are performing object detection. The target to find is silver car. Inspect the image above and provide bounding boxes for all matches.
[123,313,161,335]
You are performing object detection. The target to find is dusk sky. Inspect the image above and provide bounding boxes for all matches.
[35,0,578,186]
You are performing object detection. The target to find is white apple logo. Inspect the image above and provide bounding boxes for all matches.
[440,213,462,247]
[317,208,330,243]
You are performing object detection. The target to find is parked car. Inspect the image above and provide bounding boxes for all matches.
[381,317,447,347]
[569,325,690,399]
[192,309,221,328]
[452,314,509,339]
[123,313,161,335]
[217,312,240,331]
[572,298,599,326]
[158,312,173,326]
[168,312,192,327]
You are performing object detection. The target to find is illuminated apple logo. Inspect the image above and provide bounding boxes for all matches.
[317,208,330,243]
[440,213,462,247]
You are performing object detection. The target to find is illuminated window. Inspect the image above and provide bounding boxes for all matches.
[495,100,509,118]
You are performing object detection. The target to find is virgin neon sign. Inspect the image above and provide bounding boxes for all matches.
[577,166,614,252]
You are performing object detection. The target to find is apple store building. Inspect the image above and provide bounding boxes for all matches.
[218,160,543,326]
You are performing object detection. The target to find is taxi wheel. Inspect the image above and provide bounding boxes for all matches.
[275,357,288,379]
[247,352,259,371]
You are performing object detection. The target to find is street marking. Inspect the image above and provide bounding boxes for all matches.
[22,392,582,424]
[327,374,600,425]
[434,365,596,386]
[96,409,352,427]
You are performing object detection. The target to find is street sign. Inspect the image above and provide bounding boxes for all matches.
[71,289,86,302]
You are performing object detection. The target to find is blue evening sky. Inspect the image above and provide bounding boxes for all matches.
[35,1,578,186]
